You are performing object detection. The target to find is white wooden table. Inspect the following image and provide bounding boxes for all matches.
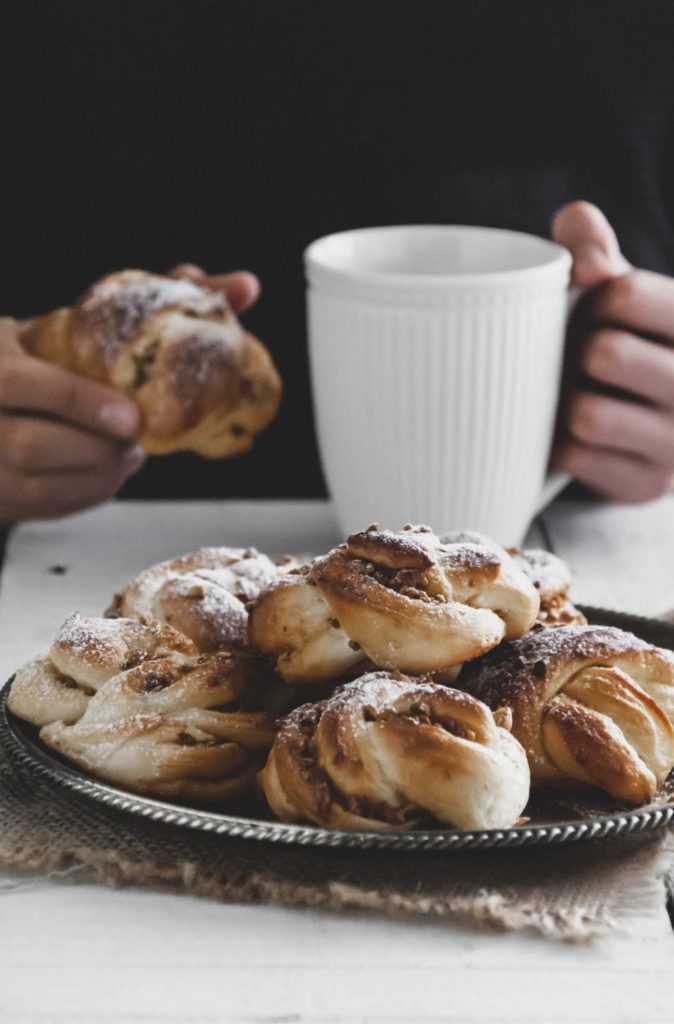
[1,496,673,1024]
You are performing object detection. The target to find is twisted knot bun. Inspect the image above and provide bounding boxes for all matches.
[8,614,195,727]
[508,548,586,627]
[109,546,298,653]
[21,270,282,457]
[262,672,530,830]
[459,624,674,805]
[441,531,585,628]
[40,649,277,802]
[250,524,539,684]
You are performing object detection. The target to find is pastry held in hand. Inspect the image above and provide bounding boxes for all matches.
[459,624,674,805]
[109,545,298,654]
[41,650,277,802]
[8,613,196,727]
[262,672,530,830]
[250,524,539,684]
[21,270,282,457]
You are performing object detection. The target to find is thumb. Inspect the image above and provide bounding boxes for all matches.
[551,201,630,287]
[0,317,24,355]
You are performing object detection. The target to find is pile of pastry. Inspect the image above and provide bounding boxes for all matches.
[9,524,674,832]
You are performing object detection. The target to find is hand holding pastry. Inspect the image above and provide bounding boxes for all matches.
[0,267,275,524]
[262,671,530,830]
[0,317,144,526]
[459,624,674,805]
[20,267,281,459]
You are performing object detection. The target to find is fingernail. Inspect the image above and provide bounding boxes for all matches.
[122,445,146,475]
[99,402,139,438]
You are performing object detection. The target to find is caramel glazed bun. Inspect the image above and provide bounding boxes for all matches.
[459,624,674,806]
[9,616,279,803]
[20,270,282,457]
[249,524,540,685]
[108,546,298,655]
[262,672,531,831]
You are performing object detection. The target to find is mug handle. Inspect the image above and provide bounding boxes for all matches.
[534,284,583,514]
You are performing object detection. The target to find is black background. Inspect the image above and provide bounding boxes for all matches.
[3,0,674,498]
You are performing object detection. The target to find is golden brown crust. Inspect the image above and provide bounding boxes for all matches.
[51,613,197,685]
[310,544,502,671]
[21,270,282,457]
[249,572,366,684]
[542,692,656,806]
[7,614,196,728]
[40,648,277,803]
[345,527,436,570]
[249,525,539,685]
[7,656,92,728]
[262,671,530,830]
[458,624,674,804]
[111,545,299,653]
[442,534,586,629]
[508,548,586,627]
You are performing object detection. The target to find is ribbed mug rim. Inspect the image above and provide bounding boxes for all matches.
[305,224,572,290]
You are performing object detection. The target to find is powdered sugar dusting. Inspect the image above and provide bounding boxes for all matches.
[55,614,134,657]
[438,541,503,575]
[511,548,571,597]
[156,572,248,645]
[121,547,292,621]
[440,530,498,547]
[53,613,193,665]
[193,563,279,604]
[78,271,227,364]
[159,315,244,404]
[460,624,674,701]
[190,575,245,617]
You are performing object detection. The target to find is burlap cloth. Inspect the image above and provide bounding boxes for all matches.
[1,728,672,943]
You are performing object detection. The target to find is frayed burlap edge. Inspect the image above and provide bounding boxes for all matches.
[2,704,673,945]
[0,834,615,942]
[2,821,670,943]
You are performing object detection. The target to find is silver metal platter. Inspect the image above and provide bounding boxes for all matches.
[3,606,674,852]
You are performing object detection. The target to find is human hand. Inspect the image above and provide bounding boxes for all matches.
[552,201,674,502]
[0,265,261,527]
[0,318,144,527]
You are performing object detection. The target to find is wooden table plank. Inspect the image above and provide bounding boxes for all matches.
[0,882,671,1024]
[0,500,340,681]
[541,494,674,618]
[1,498,672,1024]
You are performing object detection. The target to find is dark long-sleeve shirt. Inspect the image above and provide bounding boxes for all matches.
[4,0,674,498]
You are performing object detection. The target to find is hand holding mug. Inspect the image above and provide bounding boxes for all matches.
[552,201,674,502]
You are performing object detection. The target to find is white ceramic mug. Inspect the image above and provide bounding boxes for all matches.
[304,225,573,544]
